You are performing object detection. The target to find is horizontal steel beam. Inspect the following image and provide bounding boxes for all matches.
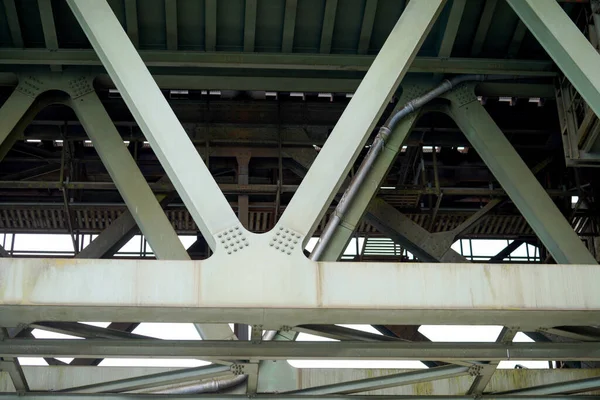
[0,181,297,193]
[1,258,599,328]
[0,181,576,198]
[1,340,599,361]
[0,73,555,97]
[0,50,557,76]
[0,395,598,400]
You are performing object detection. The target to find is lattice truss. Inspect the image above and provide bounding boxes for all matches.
[0,0,599,398]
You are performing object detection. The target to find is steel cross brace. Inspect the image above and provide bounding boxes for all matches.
[442,83,596,265]
[0,73,236,342]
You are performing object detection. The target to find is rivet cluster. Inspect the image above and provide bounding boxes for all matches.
[217,226,248,255]
[468,365,484,376]
[68,76,94,99]
[16,76,44,98]
[270,226,301,255]
[230,364,245,375]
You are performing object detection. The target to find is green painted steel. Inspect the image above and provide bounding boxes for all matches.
[445,84,596,265]
[286,365,470,395]
[60,364,233,393]
[67,0,240,249]
[2,339,600,361]
[0,87,36,154]
[68,87,189,261]
[0,0,577,61]
[0,49,557,76]
[507,0,600,118]
[365,198,466,263]
[278,0,446,240]
[316,87,422,261]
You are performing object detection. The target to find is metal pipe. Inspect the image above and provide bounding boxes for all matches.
[154,330,277,394]
[153,375,246,395]
[310,74,498,261]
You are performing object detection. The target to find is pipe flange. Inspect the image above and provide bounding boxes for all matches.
[216,225,249,255]
[269,226,301,256]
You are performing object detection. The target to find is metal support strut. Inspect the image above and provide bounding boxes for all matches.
[311,74,488,260]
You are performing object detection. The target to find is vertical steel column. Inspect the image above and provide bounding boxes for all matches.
[316,88,421,261]
[0,328,28,392]
[445,85,596,264]
[507,0,600,118]
[67,0,239,250]
[69,90,188,261]
[235,153,251,341]
[277,0,446,241]
[236,154,251,229]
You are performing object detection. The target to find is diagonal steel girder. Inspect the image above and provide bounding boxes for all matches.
[285,365,471,395]
[6,73,236,346]
[67,86,188,261]
[257,2,445,386]
[507,0,600,119]
[0,82,37,159]
[0,89,65,163]
[65,0,238,342]
[68,82,239,354]
[365,198,467,263]
[443,84,596,265]
[67,0,239,251]
[314,84,423,262]
[276,0,447,243]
